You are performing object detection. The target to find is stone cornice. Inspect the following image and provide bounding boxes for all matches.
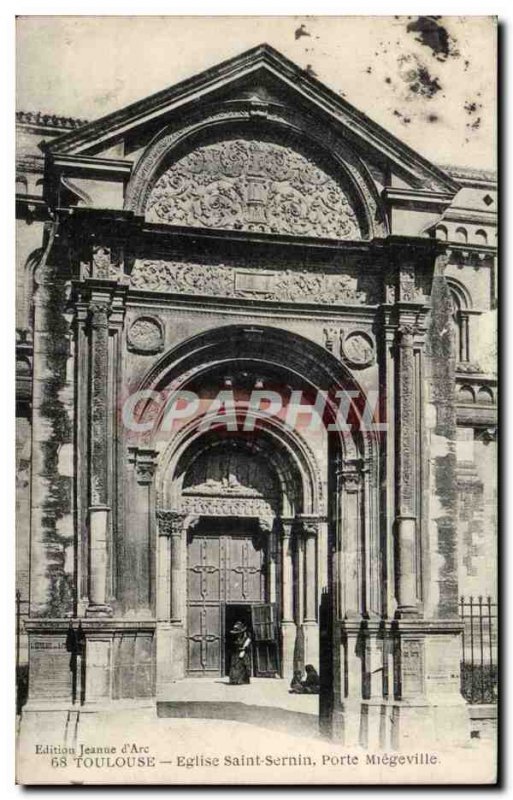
[382,187,454,212]
[440,164,497,189]
[16,110,88,131]
[49,152,132,181]
[24,618,156,633]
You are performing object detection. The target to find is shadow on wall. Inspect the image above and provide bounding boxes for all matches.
[157,701,320,740]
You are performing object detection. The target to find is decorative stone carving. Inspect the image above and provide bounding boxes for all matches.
[397,325,416,514]
[127,315,164,354]
[89,299,110,505]
[128,447,159,485]
[92,246,111,279]
[297,516,320,537]
[341,330,375,368]
[384,265,397,304]
[456,362,483,374]
[130,259,369,306]
[145,138,362,240]
[124,106,387,238]
[399,265,425,303]
[156,510,185,536]
[80,245,124,281]
[323,327,339,352]
[180,495,276,519]
[183,477,271,497]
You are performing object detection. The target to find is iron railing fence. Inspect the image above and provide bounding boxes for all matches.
[460,595,497,704]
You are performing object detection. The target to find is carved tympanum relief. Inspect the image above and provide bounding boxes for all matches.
[145,138,363,239]
[180,448,280,519]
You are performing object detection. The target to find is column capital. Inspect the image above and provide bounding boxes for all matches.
[128,446,159,485]
[156,509,186,537]
[280,516,296,537]
[338,458,367,492]
[296,514,324,537]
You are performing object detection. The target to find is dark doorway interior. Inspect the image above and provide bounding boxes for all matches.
[224,604,253,677]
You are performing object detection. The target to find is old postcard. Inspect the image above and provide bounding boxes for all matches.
[15,15,497,784]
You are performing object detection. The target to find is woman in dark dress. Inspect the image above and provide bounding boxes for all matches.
[302,664,320,694]
[228,621,252,685]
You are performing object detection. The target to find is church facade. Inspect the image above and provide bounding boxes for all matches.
[16,45,497,745]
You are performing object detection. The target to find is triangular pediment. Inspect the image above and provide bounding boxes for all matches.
[45,44,457,196]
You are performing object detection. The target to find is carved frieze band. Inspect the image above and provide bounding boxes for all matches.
[145,138,362,240]
[130,259,373,306]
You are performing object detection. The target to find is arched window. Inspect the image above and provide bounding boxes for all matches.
[435,224,448,241]
[454,226,468,243]
[474,229,488,245]
[448,282,472,363]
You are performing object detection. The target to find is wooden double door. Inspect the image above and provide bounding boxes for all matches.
[186,521,279,677]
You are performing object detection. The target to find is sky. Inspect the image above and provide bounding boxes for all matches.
[16,15,497,170]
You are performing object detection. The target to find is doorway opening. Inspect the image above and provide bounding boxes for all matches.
[224,604,253,677]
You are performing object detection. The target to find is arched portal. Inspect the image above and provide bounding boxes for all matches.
[126,325,381,691]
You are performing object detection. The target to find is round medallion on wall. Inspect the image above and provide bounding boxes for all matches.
[127,315,164,354]
[341,330,375,368]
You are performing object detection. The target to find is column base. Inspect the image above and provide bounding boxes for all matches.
[332,698,470,749]
[394,606,421,620]
[85,603,113,617]
[156,622,186,697]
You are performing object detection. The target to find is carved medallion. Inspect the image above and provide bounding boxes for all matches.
[127,315,164,354]
[145,138,362,240]
[341,330,375,368]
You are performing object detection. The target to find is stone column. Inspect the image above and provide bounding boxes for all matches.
[266,518,278,605]
[339,464,363,619]
[156,511,186,623]
[299,516,320,667]
[394,324,418,617]
[155,510,187,689]
[300,518,318,624]
[87,295,112,616]
[130,448,158,612]
[280,517,296,677]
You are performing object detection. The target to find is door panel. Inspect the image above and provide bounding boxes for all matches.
[187,536,222,602]
[251,603,280,677]
[186,529,268,676]
[187,604,222,675]
[226,536,265,603]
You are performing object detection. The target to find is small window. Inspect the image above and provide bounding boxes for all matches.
[474,229,488,245]
[458,385,475,403]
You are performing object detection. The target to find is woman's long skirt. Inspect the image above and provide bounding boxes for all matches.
[229,650,251,684]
